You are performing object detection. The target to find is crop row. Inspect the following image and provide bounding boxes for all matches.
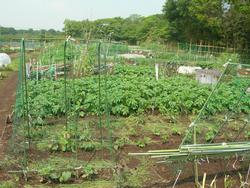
[24,65,249,119]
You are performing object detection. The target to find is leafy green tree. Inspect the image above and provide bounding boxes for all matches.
[163,0,224,42]
[188,0,223,41]
[0,27,63,41]
[223,1,250,49]
[63,14,169,44]
[63,19,86,37]
[163,0,192,41]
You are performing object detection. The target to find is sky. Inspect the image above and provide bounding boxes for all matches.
[0,0,165,31]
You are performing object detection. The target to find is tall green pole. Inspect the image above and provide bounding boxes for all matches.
[64,40,68,131]
[71,44,79,160]
[21,38,30,170]
[104,41,113,159]
[21,39,31,146]
[97,42,103,152]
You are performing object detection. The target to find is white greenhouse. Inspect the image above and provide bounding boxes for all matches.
[0,53,11,67]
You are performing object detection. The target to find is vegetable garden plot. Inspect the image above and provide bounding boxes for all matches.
[130,63,250,186]
[5,38,250,186]
[8,39,163,185]
[7,39,119,183]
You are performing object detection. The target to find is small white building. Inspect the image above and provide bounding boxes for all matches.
[0,53,11,67]
[196,69,221,85]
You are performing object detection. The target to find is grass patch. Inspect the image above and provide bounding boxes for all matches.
[28,156,114,183]
[0,180,17,188]
[24,180,114,188]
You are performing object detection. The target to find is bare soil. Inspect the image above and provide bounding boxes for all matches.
[0,72,17,159]
[0,72,17,184]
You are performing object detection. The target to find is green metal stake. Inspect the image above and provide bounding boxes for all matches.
[20,39,27,169]
[21,38,30,170]
[104,41,113,159]
[64,40,68,131]
[21,39,31,146]
[97,42,103,153]
[71,44,79,160]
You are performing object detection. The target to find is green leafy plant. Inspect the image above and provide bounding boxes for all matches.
[49,130,75,152]
[160,133,169,143]
[171,127,182,136]
[152,127,161,136]
[26,68,249,118]
[59,171,72,183]
[244,131,250,139]
[79,141,99,151]
[113,136,131,150]
[136,137,151,148]
[114,158,153,187]
[39,169,73,183]
[205,126,219,142]
[82,165,98,180]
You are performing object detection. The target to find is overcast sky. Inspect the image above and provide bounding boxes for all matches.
[0,0,165,30]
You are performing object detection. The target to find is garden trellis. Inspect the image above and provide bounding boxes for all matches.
[8,38,128,178]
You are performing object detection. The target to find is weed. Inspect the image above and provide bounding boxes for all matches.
[160,133,169,143]
[136,137,151,148]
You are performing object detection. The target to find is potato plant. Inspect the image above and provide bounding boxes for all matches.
[26,65,249,120]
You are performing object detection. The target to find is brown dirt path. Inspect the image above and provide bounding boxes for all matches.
[0,72,18,160]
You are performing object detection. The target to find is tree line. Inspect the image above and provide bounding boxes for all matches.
[0,27,63,41]
[163,0,250,50]
[63,14,169,45]
[1,0,249,52]
[64,0,250,51]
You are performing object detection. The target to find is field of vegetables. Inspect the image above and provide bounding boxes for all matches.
[1,40,249,187]
[27,64,249,117]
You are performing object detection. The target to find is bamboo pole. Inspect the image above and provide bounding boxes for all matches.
[210,175,217,188]
[172,170,182,188]
[202,173,207,188]
[193,125,199,187]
